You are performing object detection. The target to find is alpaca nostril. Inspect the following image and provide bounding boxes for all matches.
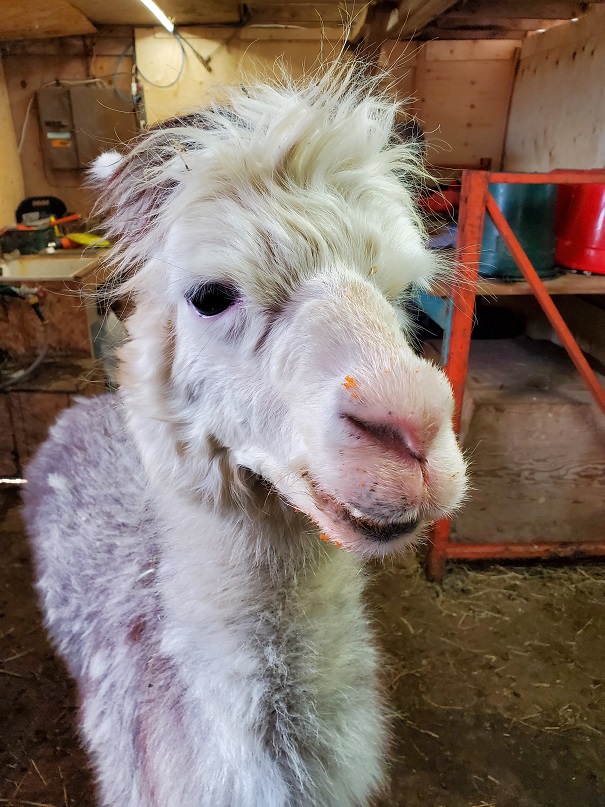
[342,413,425,463]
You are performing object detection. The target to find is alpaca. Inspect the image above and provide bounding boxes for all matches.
[24,64,467,807]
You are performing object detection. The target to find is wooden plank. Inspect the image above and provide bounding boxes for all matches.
[504,7,605,170]
[445,1,587,20]
[8,359,104,470]
[418,57,516,168]
[70,0,240,26]
[0,397,18,478]
[135,27,339,124]
[0,57,23,226]
[520,4,605,58]
[0,0,96,40]
[150,25,344,41]
[3,30,134,218]
[422,39,519,60]
[432,273,605,297]
[0,281,93,360]
[247,4,346,26]
[436,17,566,31]
[420,28,527,41]
[390,0,459,38]
[451,339,605,547]
[358,3,395,67]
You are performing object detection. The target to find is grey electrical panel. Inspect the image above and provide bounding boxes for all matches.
[36,85,138,171]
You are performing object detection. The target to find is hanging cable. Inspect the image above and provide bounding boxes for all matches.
[135,33,186,88]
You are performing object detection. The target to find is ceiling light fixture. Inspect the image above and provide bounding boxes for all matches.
[570,17,579,22]
[535,28,546,33]
[138,0,174,32]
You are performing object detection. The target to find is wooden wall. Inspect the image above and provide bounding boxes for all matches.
[504,6,605,171]
[136,31,518,169]
[3,28,519,223]
[383,39,518,169]
[134,27,343,125]
[0,55,24,226]
[2,28,133,217]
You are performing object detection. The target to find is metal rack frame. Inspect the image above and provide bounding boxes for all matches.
[422,169,605,580]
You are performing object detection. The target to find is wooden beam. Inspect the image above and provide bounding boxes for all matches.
[70,0,240,26]
[444,1,587,20]
[357,2,397,68]
[419,27,527,40]
[389,1,460,39]
[436,17,567,31]
[247,3,346,27]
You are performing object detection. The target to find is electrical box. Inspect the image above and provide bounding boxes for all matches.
[36,85,138,171]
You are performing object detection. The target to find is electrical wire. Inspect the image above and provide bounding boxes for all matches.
[0,327,48,391]
[113,42,137,103]
[173,31,212,73]
[135,33,186,88]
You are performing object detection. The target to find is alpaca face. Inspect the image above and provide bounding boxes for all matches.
[148,184,467,559]
[96,71,467,558]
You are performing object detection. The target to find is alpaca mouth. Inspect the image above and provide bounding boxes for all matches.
[341,509,420,543]
[309,479,421,544]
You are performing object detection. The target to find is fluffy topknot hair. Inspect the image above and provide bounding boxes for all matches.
[90,61,429,300]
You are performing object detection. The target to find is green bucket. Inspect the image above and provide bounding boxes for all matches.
[479,183,559,280]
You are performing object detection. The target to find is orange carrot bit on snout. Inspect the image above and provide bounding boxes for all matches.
[319,533,331,542]
[343,375,357,390]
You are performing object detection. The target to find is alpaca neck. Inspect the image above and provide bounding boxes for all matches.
[150,472,360,638]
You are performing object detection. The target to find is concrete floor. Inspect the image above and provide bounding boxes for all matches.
[1,488,604,807]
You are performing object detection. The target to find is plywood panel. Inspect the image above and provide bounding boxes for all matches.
[135,27,342,125]
[247,3,346,26]
[423,39,519,60]
[136,33,516,170]
[0,57,24,225]
[451,339,605,545]
[385,41,517,169]
[3,30,134,217]
[504,6,605,170]
[0,397,18,477]
[0,0,96,40]
[71,0,239,26]
[0,281,92,359]
[420,56,516,167]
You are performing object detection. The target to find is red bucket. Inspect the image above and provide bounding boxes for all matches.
[555,183,605,274]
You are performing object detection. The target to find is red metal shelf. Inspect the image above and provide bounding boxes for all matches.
[427,169,605,581]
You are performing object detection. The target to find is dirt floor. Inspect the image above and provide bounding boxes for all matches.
[1,487,604,807]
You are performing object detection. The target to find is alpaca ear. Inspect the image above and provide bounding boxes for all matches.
[90,150,124,181]
[90,118,202,244]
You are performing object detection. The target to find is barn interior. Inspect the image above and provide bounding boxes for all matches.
[0,2,604,806]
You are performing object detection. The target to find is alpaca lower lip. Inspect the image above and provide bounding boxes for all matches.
[308,478,420,543]
[343,512,420,542]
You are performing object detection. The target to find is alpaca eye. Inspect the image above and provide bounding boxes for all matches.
[187,283,238,317]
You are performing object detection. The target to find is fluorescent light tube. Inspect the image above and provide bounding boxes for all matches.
[138,0,174,33]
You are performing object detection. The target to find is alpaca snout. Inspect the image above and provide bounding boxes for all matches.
[301,359,467,550]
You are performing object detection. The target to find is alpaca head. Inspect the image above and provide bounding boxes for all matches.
[92,65,467,558]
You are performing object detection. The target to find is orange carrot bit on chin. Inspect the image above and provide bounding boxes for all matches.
[343,375,357,390]
[334,541,343,548]
[319,533,331,542]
